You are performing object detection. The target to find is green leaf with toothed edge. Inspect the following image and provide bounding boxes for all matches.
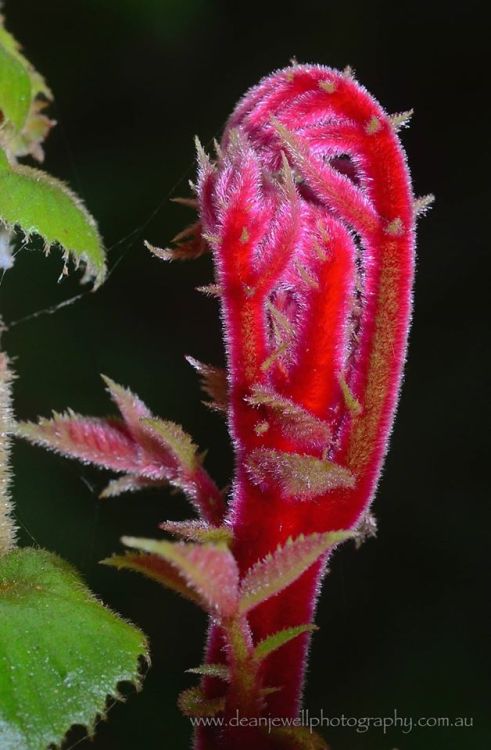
[0,547,147,750]
[0,149,106,287]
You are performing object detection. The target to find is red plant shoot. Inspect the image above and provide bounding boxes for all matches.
[19,63,431,749]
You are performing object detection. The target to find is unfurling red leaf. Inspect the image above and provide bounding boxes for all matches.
[246,448,355,500]
[239,531,352,614]
[0,149,106,287]
[186,663,229,681]
[0,548,147,750]
[178,686,225,718]
[121,537,240,617]
[254,624,318,662]
[160,520,233,545]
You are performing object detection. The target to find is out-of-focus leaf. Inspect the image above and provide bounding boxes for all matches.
[0,547,147,750]
[0,39,31,132]
[0,17,53,160]
[186,663,229,681]
[178,686,225,718]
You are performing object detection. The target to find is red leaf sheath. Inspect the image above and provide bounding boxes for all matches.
[198,64,415,724]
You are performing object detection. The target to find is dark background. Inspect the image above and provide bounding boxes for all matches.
[2,1,489,748]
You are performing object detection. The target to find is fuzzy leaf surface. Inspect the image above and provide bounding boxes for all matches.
[0,548,147,750]
[0,150,105,287]
[160,520,232,545]
[247,385,331,447]
[178,686,225,718]
[100,375,152,442]
[186,664,229,681]
[16,414,153,476]
[100,475,166,499]
[102,552,203,608]
[246,448,355,499]
[141,418,199,473]
[254,624,317,662]
[122,537,239,617]
[239,531,351,614]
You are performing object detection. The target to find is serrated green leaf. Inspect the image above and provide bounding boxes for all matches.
[254,624,317,662]
[0,150,106,287]
[239,531,352,614]
[0,547,147,750]
[122,537,240,617]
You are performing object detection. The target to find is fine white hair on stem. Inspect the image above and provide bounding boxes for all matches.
[0,349,17,555]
